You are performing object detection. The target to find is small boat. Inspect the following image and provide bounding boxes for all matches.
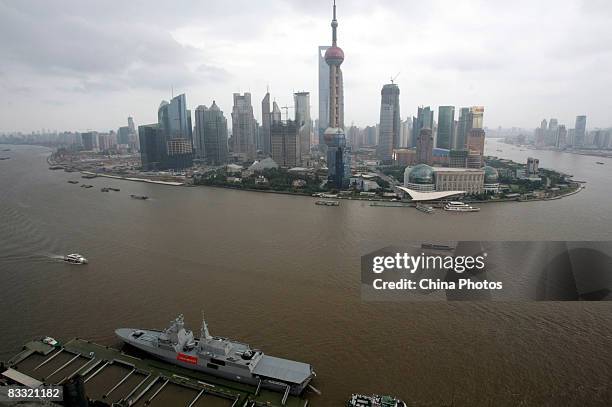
[108,187,120,191]
[444,201,480,212]
[315,200,339,206]
[42,336,60,347]
[0,157,10,160]
[596,162,604,165]
[2,148,10,151]
[63,253,88,264]
[101,187,110,192]
[80,184,93,188]
[347,394,406,407]
[81,174,97,179]
[130,194,149,200]
[67,180,79,184]
[415,204,434,213]
[49,165,64,170]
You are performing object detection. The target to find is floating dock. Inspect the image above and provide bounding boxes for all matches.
[2,339,310,407]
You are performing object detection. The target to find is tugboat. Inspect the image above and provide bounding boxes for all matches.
[63,253,88,264]
[116,314,316,396]
[347,394,406,407]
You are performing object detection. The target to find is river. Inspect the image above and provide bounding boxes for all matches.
[0,140,611,406]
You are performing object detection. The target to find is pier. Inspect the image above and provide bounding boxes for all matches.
[2,339,310,407]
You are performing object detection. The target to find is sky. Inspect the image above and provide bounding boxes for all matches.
[1,0,611,133]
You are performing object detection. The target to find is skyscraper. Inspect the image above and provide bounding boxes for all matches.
[81,131,98,151]
[412,106,434,148]
[157,94,193,169]
[158,94,190,142]
[574,115,587,147]
[261,91,271,155]
[138,124,165,171]
[231,93,257,161]
[547,118,559,146]
[128,117,137,136]
[455,107,471,149]
[416,128,433,165]
[466,106,485,168]
[194,101,228,165]
[377,83,400,163]
[272,101,282,124]
[437,106,455,149]
[323,1,349,189]
[127,116,139,151]
[557,125,567,148]
[117,126,130,145]
[318,46,331,146]
[271,120,299,167]
[294,91,312,164]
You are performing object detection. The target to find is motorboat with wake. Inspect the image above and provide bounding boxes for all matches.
[63,253,88,264]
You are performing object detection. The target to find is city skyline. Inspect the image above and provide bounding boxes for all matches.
[1,0,612,132]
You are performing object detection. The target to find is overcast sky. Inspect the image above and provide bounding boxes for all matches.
[1,0,611,133]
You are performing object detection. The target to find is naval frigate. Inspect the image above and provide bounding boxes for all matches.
[115,314,315,396]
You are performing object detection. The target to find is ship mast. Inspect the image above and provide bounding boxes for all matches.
[200,311,212,340]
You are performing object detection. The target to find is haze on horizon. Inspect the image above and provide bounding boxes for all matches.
[1,0,611,133]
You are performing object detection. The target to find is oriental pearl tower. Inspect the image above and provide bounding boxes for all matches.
[324,0,349,189]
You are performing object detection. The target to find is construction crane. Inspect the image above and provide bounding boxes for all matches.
[390,72,401,84]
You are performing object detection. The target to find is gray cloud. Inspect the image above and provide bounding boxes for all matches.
[0,0,610,132]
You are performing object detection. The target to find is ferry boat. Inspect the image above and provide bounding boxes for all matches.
[63,253,88,264]
[315,200,340,206]
[443,201,480,212]
[347,394,406,407]
[130,194,149,200]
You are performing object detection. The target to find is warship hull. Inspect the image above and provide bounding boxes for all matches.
[116,327,313,396]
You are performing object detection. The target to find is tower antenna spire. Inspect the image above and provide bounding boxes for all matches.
[331,0,338,46]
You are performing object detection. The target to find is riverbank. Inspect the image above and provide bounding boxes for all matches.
[501,140,612,159]
[48,152,584,205]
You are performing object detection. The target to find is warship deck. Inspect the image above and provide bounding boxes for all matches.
[2,339,310,407]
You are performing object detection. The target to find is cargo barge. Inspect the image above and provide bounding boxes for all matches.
[1,338,310,407]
